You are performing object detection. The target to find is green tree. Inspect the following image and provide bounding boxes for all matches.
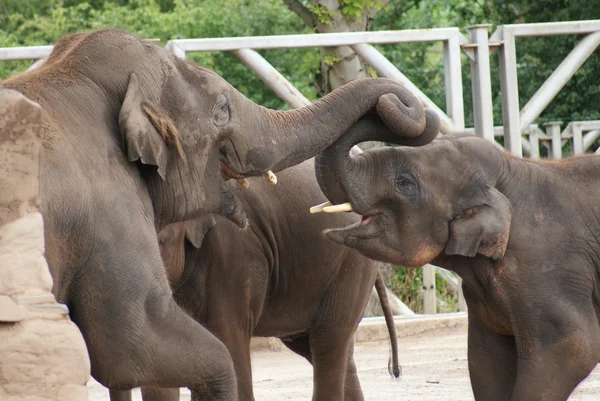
[0,0,320,109]
[283,0,391,94]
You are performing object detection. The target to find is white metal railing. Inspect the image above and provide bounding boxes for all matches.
[167,29,468,134]
[2,21,599,315]
[487,20,600,156]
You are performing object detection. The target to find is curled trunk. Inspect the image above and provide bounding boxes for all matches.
[315,109,440,205]
[223,78,427,176]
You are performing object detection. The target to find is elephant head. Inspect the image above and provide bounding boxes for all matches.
[8,29,431,229]
[314,117,513,267]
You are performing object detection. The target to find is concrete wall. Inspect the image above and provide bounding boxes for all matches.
[0,89,90,401]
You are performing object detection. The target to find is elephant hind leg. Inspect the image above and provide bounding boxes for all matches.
[343,341,365,401]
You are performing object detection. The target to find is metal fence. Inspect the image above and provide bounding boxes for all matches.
[1,19,599,314]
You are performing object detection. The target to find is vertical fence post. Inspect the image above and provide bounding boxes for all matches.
[572,124,584,155]
[528,131,540,159]
[468,24,495,142]
[497,27,523,156]
[444,34,465,131]
[422,264,436,314]
[544,121,563,159]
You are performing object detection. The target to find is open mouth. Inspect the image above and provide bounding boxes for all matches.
[361,215,374,225]
[310,200,384,242]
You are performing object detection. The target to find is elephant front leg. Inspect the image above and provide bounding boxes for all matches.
[71,248,238,401]
[509,319,600,401]
[467,313,517,401]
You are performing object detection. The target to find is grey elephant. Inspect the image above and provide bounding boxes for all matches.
[313,113,600,401]
[137,158,406,401]
[2,29,429,398]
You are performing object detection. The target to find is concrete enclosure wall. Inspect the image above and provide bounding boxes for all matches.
[0,89,91,401]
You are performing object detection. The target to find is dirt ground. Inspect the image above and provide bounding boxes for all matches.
[88,325,600,400]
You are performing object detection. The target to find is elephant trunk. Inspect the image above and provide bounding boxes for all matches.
[315,108,440,206]
[221,78,428,176]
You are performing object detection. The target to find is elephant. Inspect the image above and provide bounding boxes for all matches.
[2,29,431,398]
[312,113,600,401]
[135,158,402,401]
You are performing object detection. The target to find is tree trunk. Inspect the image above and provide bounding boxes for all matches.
[284,0,390,95]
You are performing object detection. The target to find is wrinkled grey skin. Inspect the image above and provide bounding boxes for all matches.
[316,122,600,401]
[3,29,428,399]
[134,159,398,401]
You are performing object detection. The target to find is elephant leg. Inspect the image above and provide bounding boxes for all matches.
[509,307,600,401]
[467,313,517,401]
[343,341,364,401]
[109,389,132,401]
[283,334,363,401]
[141,387,180,401]
[309,331,354,401]
[213,333,254,401]
[69,247,237,401]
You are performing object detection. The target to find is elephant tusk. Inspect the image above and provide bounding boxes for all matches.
[323,202,353,213]
[237,178,250,188]
[309,201,332,214]
[264,170,277,184]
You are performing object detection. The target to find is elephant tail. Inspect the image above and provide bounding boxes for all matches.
[375,270,400,378]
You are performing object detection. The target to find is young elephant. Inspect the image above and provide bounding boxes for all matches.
[314,117,600,401]
[141,159,400,401]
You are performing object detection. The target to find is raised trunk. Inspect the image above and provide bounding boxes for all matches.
[223,78,427,176]
[315,109,440,205]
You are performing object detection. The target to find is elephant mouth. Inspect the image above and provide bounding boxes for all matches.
[219,143,277,187]
[323,212,385,245]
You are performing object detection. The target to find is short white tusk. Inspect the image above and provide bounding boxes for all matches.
[323,202,353,213]
[309,201,332,214]
[264,170,277,184]
[237,178,250,188]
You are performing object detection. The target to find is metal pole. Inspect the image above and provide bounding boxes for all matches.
[519,31,600,132]
[584,130,600,151]
[572,124,584,155]
[468,25,495,142]
[544,121,563,159]
[166,41,186,60]
[444,34,465,130]
[497,27,523,156]
[528,131,540,159]
[351,43,455,134]
[232,48,311,109]
[422,264,436,314]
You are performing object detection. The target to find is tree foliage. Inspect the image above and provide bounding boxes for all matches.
[2,0,598,121]
[0,0,320,109]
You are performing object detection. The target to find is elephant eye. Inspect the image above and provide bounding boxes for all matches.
[214,94,231,127]
[394,173,416,196]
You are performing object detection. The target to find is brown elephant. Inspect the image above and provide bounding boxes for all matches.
[313,113,600,401]
[2,29,430,399]
[135,159,401,401]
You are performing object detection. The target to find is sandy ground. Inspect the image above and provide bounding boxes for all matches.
[88,325,600,400]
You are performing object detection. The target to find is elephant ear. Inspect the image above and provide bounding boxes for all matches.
[184,215,217,248]
[119,73,183,180]
[445,185,512,261]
